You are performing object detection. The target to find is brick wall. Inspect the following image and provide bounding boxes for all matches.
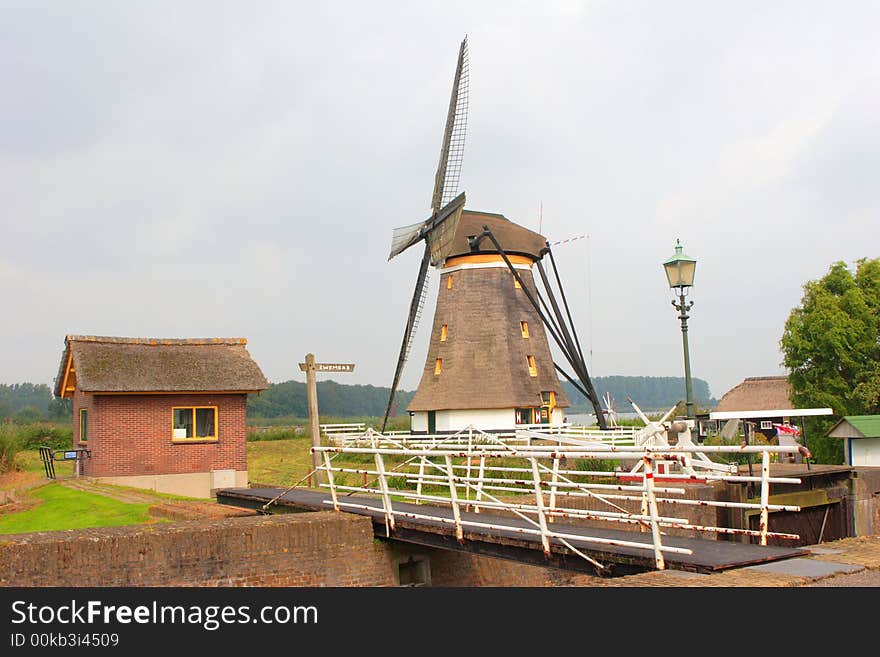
[77,393,247,478]
[0,512,612,587]
[395,546,602,586]
[0,512,396,587]
[72,389,96,475]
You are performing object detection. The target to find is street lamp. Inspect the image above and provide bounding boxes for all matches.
[663,239,697,419]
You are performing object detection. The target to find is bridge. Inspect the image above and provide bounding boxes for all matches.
[218,424,812,576]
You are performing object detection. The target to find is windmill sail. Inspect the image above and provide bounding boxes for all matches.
[382,37,469,432]
[432,37,469,211]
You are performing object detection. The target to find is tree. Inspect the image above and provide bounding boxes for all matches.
[781,258,880,463]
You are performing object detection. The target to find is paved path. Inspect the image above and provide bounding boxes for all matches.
[594,535,880,587]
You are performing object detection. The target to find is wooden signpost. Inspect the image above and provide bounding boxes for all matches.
[298,353,356,485]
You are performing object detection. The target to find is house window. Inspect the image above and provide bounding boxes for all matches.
[760,420,773,430]
[447,274,453,289]
[79,409,88,443]
[520,321,529,338]
[434,359,443,375]
[440,324,448,342]
[172,406,218,440]
[527,355,537,377]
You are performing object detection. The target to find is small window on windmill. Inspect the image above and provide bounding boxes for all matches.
[447,274,454,289]
[440,324,448,342]
[434,359,443,375]
[520,321,529,338]
[527,355,537,377]
[514,275,522,289]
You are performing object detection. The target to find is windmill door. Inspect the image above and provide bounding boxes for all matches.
[427,411,436,434]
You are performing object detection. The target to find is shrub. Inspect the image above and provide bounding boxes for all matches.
[14,423,73,450]
[0,424,23,473]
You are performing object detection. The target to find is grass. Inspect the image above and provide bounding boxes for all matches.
[0,483,163,535]
[247,436,314,486]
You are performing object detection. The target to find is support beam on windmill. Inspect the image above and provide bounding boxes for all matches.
[381,37,607,434]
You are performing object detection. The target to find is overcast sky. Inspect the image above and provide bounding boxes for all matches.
[2,1,878,401]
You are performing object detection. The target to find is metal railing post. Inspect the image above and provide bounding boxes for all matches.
[374,452,395,536]
[549,456,560,523]
[530,458,552,557]
[323,451,339,511]
[474,456,486,513]
[416,457,427,505]
[759,449,770,546]
[643,454,666,570]
[445,454,464,542]
[466,427,473,509]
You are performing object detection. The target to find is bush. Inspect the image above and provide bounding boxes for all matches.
[0,424,23,473]
[13,423,72,450]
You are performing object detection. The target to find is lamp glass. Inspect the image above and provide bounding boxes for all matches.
[662,241,697,288]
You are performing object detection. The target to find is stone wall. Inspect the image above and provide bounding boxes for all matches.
[0,512,396,587]
[0,511,609,588]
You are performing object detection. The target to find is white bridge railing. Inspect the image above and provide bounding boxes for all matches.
[311,425,810,572]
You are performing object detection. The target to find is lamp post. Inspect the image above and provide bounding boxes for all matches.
[663,239,697,419]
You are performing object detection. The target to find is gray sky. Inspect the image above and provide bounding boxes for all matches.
[2,1,878,401]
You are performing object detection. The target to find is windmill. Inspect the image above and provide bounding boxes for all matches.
[602,391,619,428]
[382,38,607,433]
[381,37,470,431]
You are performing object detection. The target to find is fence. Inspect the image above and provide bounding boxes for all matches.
[311,426,808,571]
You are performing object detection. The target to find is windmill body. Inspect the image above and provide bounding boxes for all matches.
[407,211,571,433]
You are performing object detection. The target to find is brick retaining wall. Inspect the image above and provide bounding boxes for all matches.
[0,512,609,587]
[0,512,396,587]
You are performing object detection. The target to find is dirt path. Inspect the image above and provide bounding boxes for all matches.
[57,479,256,520]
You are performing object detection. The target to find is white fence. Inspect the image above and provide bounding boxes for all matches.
[310,425,809,571]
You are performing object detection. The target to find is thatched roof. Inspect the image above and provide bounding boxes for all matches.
[55,336,268,397]
[715,376,792,412]
[445,210,548,262]
[408,266,570,412]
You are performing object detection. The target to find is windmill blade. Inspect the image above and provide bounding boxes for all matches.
[431,37,469,212]
[389,219,429,261]
[382,246,432,432]
[388,191,466,261]
[427,192,465,265]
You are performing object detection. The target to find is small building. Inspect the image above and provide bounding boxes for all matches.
[709,376,832,459]
[54,335,268,497]
[826,416,880,467]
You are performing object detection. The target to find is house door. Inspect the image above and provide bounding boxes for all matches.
[427,411,436,434]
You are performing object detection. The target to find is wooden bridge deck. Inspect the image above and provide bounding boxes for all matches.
[216,487,808,575]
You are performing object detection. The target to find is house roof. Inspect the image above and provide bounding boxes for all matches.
[709,375,834,420]
[55,335,269,397]
[826,415,880,439]
[444,210,548,262]
[714,376,793,412]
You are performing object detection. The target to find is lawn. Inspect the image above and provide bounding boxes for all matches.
[0,483,162,535]
[247,436,314,486]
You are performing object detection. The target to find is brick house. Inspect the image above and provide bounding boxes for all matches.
[54,335,268,498]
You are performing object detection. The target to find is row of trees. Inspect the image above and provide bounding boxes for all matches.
[247,380,416,420]
[0,383,71,422]
[563,376,715,413]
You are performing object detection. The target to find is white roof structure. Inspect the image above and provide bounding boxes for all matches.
[710,408,834,420]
